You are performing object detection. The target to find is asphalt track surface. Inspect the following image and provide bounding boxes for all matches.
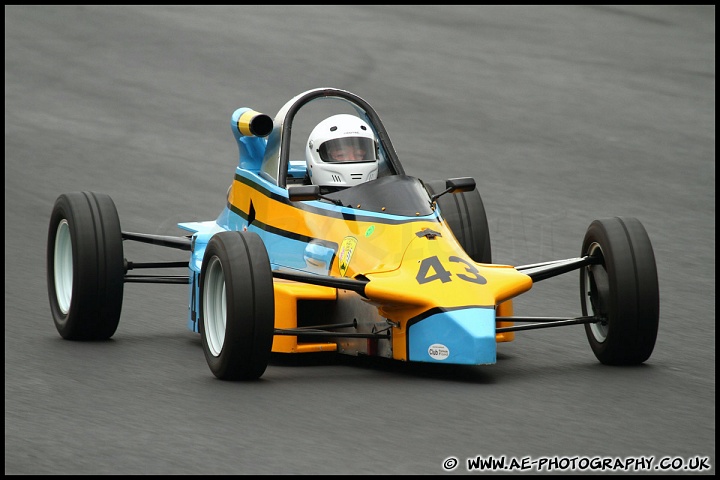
[5,5,715,475]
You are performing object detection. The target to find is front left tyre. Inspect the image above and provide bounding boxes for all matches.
[580,217,659,365]
[199,231,275,380]
[47,192,125,340]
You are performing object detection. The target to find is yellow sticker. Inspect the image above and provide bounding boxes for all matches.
[338,237,358,277]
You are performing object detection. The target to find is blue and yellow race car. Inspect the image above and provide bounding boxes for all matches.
[46,88,660,380]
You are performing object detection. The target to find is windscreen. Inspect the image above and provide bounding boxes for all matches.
[324,175,434,216]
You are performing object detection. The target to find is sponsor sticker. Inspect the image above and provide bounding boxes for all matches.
[338,236,358,277]
[428,343,450,360]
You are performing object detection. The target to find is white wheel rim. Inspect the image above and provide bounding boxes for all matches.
[583,242,608,342]
[53,220,73,315]
[203,256,227,357]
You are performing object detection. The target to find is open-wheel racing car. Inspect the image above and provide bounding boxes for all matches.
[47,87,660,380]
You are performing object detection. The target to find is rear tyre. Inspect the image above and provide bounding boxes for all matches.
[199,231,275,380]
[47,192,125,340]
[425,180,492,263]
[580,217,659,365]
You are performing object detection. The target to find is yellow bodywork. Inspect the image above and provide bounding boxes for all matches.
[272,280,338,353]
[228,176,532,359]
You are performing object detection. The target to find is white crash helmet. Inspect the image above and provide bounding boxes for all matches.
[305,114,379,188]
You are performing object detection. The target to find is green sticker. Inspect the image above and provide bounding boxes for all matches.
[365,225,375,237]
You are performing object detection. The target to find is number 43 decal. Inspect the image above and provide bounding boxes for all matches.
[416,256,487,285]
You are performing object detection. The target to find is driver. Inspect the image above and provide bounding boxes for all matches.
[305,114,379,189]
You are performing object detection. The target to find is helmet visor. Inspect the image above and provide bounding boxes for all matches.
[318,137,376,163]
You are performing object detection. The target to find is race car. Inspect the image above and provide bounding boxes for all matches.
[46,87,660,380]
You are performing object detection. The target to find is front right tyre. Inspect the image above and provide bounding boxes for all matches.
[199,231,275,380]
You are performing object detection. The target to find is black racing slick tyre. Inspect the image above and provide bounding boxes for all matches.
[199,231,275,380]
[47,192,125,340]
[580,217,659,365]
[425,180,492,264]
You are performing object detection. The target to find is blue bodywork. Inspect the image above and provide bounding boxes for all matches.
[408,308,497,365]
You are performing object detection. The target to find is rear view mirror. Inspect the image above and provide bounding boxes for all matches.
[288,185,320,202]
[429,177,477,203]
[445,177,476,193]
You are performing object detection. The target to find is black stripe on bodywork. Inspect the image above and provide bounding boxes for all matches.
[232,173,435,226]
[227,200,337,252]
